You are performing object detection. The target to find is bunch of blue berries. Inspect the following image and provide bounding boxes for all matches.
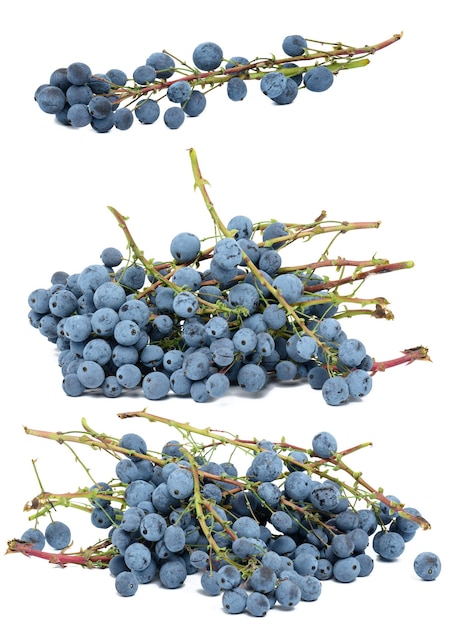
[26,150,429,406]
[8,414,439,615]
[34,33,402,132]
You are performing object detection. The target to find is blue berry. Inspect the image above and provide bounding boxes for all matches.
[36,86,66,113]
[167,80,192,103]
[225,56,249,71]
[193,42,223,71]
[135,99,160,124]
[373,530,405,560]
[91,307,120,336]
[356,553,374,577]
[48,289,78,317]
[281,62,303,86]
[166,468,194,500]
[21,528,45,550]
[310,482,340,512]
[77,360,105,388]
[142,371,170,400]
[115,571,139,596]
[67,61,92,85]
[159,559,187,588]
[315,558,333,580]
[322,376,350,406]
[119,433,147,458]
[275,578,301,607]
[215,564,242,590]
[91,505,116,529]
[338,338,367,367]
[67,103,92,127]
[164,106,186,129]
[293,553,319,576]
[113,319,141,346]
[114,107,134,130]
[62,373,85,396]
[145,52,175,79]
[201,571,222,596]
[272,273,303,304]
[82,338,112,365]
[284,471,312,501]
[222,588,248,614]
[182,90,206,116]
[116,363,141,389]
[206,372,230,398]
[312,431,337,458]
[164,524,186,553]
[228,282,260,314]
[67,84,93,106]
[133,64,157,85]
[106,68,127,86]
[28,288,50,314]
[247,592,271,617]
[88,95,112,119]
[413,552,441,581]
[346,369,373,398]
[49,67,70,90]
[260,71,287,98]
[93,282,126,310]
[333,557,361,582]
[173,291,199,318]
[282,35,308,56]
[331,533,355,558]
[88,73,111,94]
[271,77,299,104]
[227,214,253,240]
[303,65,334,92]
[44,521,71,549]
[170,232,201,262]
[250,450,282,482]
[227,77,247,101]
[237,363,267,392]
[108,554,129,577]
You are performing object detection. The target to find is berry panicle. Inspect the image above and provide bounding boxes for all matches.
[7,412,437,613]
[27,149,429,406]
[34,33,403,133]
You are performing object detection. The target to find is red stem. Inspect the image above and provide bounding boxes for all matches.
[6,540,112,567]
[305,261,414,293]
[371,346,431,372]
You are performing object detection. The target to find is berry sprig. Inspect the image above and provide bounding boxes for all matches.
[34,33,402,132]
[7,412,438,613]
[27,149,429,405]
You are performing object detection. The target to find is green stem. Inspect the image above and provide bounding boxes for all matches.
[183,448,241,569]
[117,411,429,530]
[189,148,231,237]
[22,413,431,548]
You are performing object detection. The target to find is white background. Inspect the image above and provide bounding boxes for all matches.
[1,1,450,622]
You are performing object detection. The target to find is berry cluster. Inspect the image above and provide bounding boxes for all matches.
[34,33,402,132]
[26,150,429,406]
[8,415,440,616]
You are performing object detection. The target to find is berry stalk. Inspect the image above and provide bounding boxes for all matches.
[371,346,431,372]
[117,34,403,101]
[6,539,113,568]
[23,415,430,531]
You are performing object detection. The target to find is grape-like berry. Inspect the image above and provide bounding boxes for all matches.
[413,552,441,581]
[33,33,402,133]
[25,151,430,407]
[8,415,437,616]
